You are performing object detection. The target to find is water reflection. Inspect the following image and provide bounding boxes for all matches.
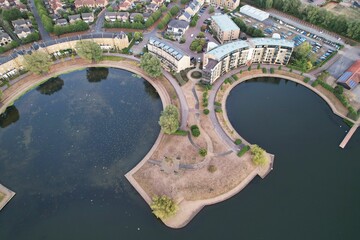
[0,105,19,128]
[36,77,64,95]
[143,81,160,100]
[86,67,109,82]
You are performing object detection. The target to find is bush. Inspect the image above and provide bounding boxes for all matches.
[237,145,250,157]
[203,109,210,115]
[232,74,239,80]
[199,148,207,157]
[270,68,275,74]
[248,66,251,71]
[208,165,217,173]
[303,77,310,83]
[343,118,354,128]
[239,70,243,74]
[278,65,282,70]
[257,63,261,69]
[311,80,319,87]
[172,129,188,136]
[234,139,242,145]
[214,101,221,106]
[215,108,222,113]
[191,125,200,137]
[150,195,178,220]
[262,68,267,73]
[251,145,267,166]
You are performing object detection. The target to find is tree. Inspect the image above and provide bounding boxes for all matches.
[170,5,180,16]
[23,51,53,75]
[133,32,143,41]
[107,6,114,12]
[134,14,143,23]
[209,6,215,14]
[3,8,22,21]
[0,106,20,128]
[251,145,267,166]
[75,41,102,62]
[158,104,179,134]
[150,195,178,220]
[140,53,163,78]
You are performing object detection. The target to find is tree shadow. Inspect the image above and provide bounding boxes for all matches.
[0,105,20,128]
[36,77,64,95]
[86,67,109,83]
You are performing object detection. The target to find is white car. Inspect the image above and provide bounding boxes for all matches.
[191,34,194,38]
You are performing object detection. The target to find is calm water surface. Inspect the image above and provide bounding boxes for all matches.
[0,75,359,240]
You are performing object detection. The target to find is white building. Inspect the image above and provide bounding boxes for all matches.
[202,37,294,83]
[147,37,191,72]
[240,5,270,22]
[167,19,189,39]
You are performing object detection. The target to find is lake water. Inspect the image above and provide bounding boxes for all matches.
[0,75,359,240]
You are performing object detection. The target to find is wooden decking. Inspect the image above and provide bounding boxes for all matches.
[0,184,15,211]
[339,124,359,149]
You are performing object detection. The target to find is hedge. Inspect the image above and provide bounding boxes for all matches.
[237,145,250,157]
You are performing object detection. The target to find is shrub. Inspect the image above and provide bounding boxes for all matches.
[311,80,319,87]
[232,74,239,80]
[150,195,178,220]
[234,139,242,145]
[237,145,250,157]
[303,77,310,83]
[172,129,188,136]
[262,68,267,73]
[239,70,243,74]
[202,101,208,107]
[203,109,210,115]
[257,63,261,69]
[215,108,222,113]
[278,65,282,70]
[248,66,251,71]
[270,68,275,74]
[190,125,200,137]
[199,148,207,157]
[208,165,217,173]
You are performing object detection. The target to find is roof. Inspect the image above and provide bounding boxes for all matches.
[240,5,270,21]
[211,14,239,32]
[182,11,191,19]
[250,38,294,48]
[105,12,117,17]
[15,26,31,34]
[81,13,93,18]
[148,37,186,61]
[207,40,250,60]
[337,60,360,89]
[11,18,26,26]
[0,32,11,39]
[207,38,294,60]
[56,19,68,24]
[168,19,189,29]
[68,14,81,20]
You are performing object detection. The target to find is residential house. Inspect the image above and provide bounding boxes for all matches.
[0,0,10,7]
[11,19,32,29]
[15,26,32,39]
[117,12,129,22]
[148,3,158,12]
[337,60,360,90]
[105,12,118,22]
[81,12,95,23]
[151,0,164,6]
[167,19,189,39]
[18,3,28,12]
[74,0,108,8]
[178,11,191,22]
[210,0,240,11]
[130,13,143,22]
[143,12,151,22]
[48,0,64,14]
[68,14,82,24]
[0,32,12,46]
[55,18,68,26]
[119,0,132,11]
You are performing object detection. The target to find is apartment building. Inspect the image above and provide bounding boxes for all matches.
[147,37,191,73]
[211,14,240,44]
[210,0,240,11]
[202,38,294,83]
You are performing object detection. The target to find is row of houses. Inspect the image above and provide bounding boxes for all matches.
[55,13,95,26]
[0,0,27,12]
[146,36,294,83]
[179,0,204,22]
[209,0,241,11]
[104,12,153,22]
[0,33,129,80]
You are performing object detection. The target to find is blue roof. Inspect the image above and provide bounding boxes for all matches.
[338,71,352,83]
[349,80,358,89]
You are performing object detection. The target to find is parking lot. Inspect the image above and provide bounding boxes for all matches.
[233,11,340,68]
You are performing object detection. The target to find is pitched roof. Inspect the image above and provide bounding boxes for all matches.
[168,19,189,29]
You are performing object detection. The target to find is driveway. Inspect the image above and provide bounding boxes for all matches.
[28,0,52,41]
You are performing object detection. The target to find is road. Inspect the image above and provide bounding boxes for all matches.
[28,0,51,41]
[91,8,106,33]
